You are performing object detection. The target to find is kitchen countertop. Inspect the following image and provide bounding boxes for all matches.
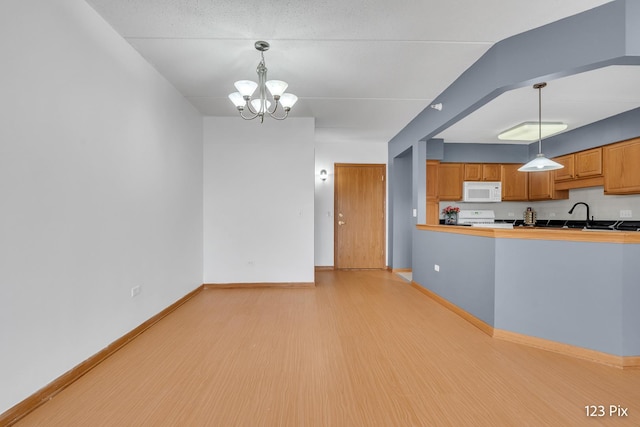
[416,224,640,243]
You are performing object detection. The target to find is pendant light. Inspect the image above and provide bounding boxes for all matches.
[518,82,564,172]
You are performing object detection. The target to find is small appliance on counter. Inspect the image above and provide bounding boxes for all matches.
[458,210,514,229]
[523,207,537,226]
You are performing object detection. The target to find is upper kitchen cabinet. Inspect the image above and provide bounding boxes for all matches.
[501,164,528,201]
[528,170,569,200]
[554,147,604,190]
[604,137,640,194]
[463,163,502,181]
[438,163,464,201]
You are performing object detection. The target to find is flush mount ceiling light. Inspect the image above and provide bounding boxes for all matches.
[498,121,567,141]
[518,83,565,172]
[228,41,298,123]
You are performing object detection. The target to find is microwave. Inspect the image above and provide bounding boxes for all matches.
[462,181,502,202]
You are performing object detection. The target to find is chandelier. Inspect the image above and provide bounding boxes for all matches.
[228,41,298,122]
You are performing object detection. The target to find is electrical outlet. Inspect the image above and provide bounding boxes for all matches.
[620,210,632,218]
[434,264,440,272]
[130,285,141,298]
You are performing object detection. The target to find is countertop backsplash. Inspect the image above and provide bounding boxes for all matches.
[439,186,640,221]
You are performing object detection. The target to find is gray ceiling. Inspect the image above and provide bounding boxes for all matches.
[85,0,633,145]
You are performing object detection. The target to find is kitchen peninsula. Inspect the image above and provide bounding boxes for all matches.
[412,224,640,368]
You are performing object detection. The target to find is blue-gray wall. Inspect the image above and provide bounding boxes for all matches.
[391,151,413,269]
[622,244,640,355]
[413,231,495,326]
[494,239,624,355]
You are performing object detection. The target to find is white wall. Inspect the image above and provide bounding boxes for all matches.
[203,117,315,284]
[0,1,203,413]
[314,141,389,266]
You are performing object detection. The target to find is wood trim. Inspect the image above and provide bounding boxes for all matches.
[0,285,205,427]
[409,280,640,370]
[493,329,640,369]
[391,268,412,273]
[554,176,604,190]
[315,266,335,271]
[416,224,640,244]
[622,356,640,369]
[410,281,494,337]
[204,282,315,289]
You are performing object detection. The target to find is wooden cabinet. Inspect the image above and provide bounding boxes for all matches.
[576,148,603,178]
[604,138,640,194]
[426,160,440,225]
[528,170,569,200]
[463,163,501,181]
[553,154,575,181]
[438,163,464,201]
[554,148,603,190]
[501,164,528,201]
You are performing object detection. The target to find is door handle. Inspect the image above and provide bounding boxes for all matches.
[338,221,346,226]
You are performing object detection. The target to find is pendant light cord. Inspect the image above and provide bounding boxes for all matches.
[538,83,542,155]
[534,82,547,155]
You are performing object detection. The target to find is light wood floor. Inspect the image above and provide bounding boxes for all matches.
[15,270,640,426]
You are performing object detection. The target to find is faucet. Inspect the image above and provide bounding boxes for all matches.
[568,202,592,225]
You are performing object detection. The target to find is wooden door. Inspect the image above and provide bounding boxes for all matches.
[334,164,386,269]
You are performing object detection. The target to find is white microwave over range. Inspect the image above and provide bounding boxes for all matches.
[462,181,502,202]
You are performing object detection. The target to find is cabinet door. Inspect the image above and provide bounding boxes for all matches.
[501,164,528,201]
[528,171,554,200]
[575,147,602,178]
[604,139,640,194]
[438,163,463,201]
[482,164,501,181]
[553,154,575,181]
[463,164,482,181]
[528,170,568,200]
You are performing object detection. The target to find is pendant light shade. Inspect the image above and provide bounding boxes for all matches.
[518,153,564,171]
[518,82,565,172]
